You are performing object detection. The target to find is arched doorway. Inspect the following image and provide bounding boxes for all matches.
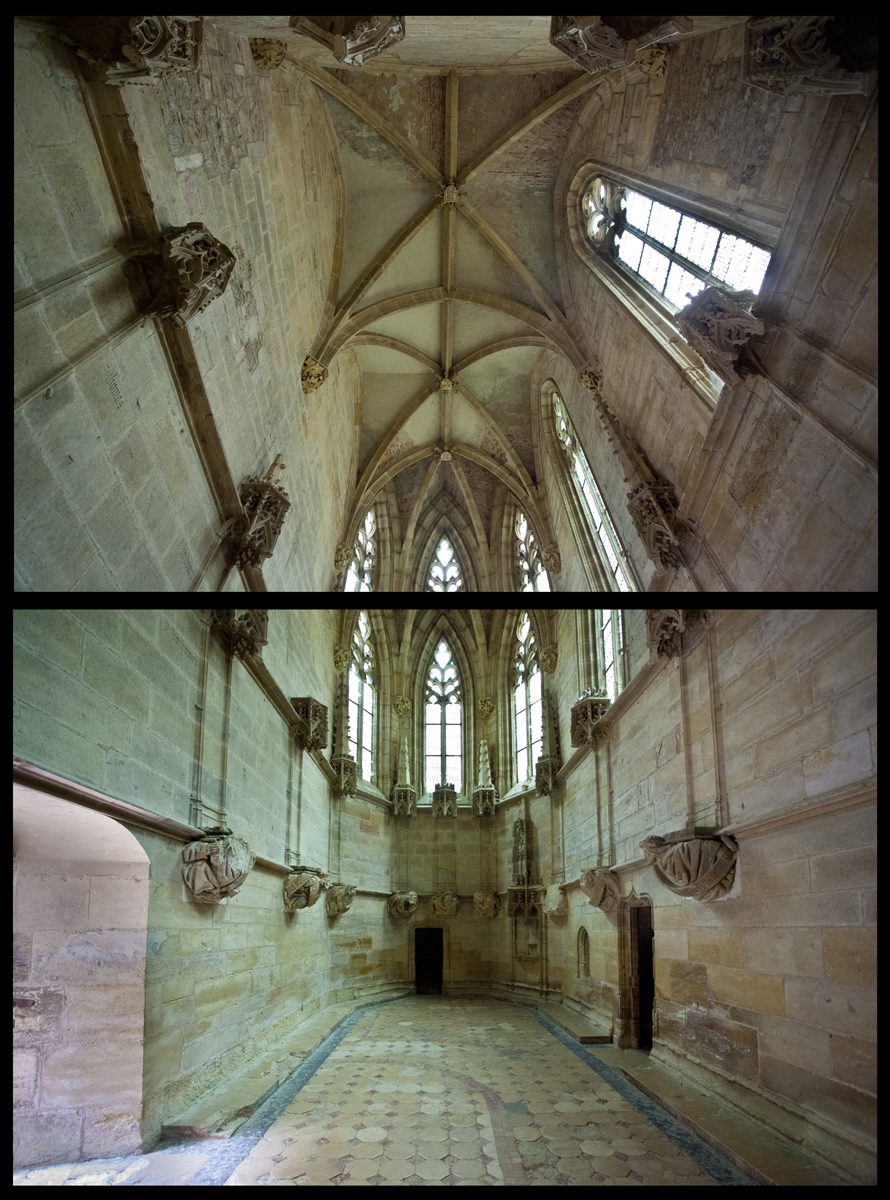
[617,894,654,1050]
[13,784,150,1168]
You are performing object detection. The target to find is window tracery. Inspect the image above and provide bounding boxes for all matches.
[515,510,551,592]
[348,611,374,781]
[514,612,543,785]
[344,509,375,592]
[425,640,462,795]
[583,175,771,311]
[552,389,633,591]
[427,536,463,591]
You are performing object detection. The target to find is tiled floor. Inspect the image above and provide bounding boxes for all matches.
[14,996,753,1187]
[227,996,746,1186]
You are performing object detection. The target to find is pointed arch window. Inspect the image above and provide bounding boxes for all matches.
[348,610,374,781]
[600,608,624,699]
[584,175,771,311]
[552,389,634,591]
[515,510,551,592]
[344,510,375,592]
[514,612,543,785]
[427,536,463,592]
[425,639,462,794]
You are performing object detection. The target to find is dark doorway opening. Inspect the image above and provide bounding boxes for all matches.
[633,903,654,1050]
[415,928,443,994]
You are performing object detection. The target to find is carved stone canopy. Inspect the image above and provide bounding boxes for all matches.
[473,891,501,919]
[507,886,543,918]
[675,286,766,386]
[136,222,235,327]
[433,782,458,818]
[211,610,269,662]
[291,697,329,752]
[472,789,496,817]
[640,831,739,902]
[292,16,406,67]
[626,480,700,576]
[431,892,460,919]
[550,16,690,75]
[326,883,357,916]
[283,866,329,913]
[331,754,358,798]
[579,868,621,913]
[388,891,418,919]
[570,690,612,747]
[227,464,292,572]
[535,754,562,796]
[301,355,328,394]
[181,828,255,904]
[743,16,873,96]
[60,16,203,85]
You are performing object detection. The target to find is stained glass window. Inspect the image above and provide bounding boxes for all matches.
[425,640,462,794]
[552,390,633,591]
[514,612,543,784]
[348,611,374,780]
[515,510,550,592]
[427,536,463,591]
[344,510,375,592]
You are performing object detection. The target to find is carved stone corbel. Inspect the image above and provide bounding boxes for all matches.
[437,183,465,209]
[550,16,690,75]
[626,480,701,576]
[579,867,621,913]
[331,754,358,798]
[635,43,667,79]
[249,38,287,69]
[542,545,562,576]
[743,16,872,96]
[226,456,291,572]
[301,356,328,394]
[326,883,357,916]
[59,16,203,85]
[431,892,460,919]
[640,831,739,901]
[388,891,418,919]
[393,695,411,718]
[570,690,611,747]
[646,609,711,662]
[283,866,329,913]
[473,891,501,919]
[211,610,269,662]
[181,827,255,903]
[333,643,351,672]
[477,696,494,719]
[432,783,457,818]
[334,544,352,572]
[392,736,417,816]
[292,16,405,67]
[535,755,562,796]
[291,697,329,752]
[675,286,766,386]
[540,646,558,676]
[135,221,235,326]
[472,740,497,817]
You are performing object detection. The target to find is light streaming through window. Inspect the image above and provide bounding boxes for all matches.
[515,510,550,592]
[348,611,374,780]
[428,536,463,591]
[425,640,462,794]
[514,612,543,784]
[344,510,375,592]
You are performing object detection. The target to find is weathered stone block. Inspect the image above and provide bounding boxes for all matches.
[742,926,822,978]
[707,965,785,1016]
[686,1009,759,1082]
[670,959,708,1007]
[829,1032,876,1095]
[823,926,875,988]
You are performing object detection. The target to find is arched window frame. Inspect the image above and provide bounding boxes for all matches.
[567,159,780,410]
[548,384,636,592]
[514,509,551,592]
[424,638,463,795]
[513,612,543,787]
[577,927,590,979]
[427,534,464,592]
[599,608,625,699]
[348,610,375,782]
[344,509,376,592]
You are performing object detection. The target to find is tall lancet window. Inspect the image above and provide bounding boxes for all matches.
[552,389,633,592]
[345,510,375,592]
[513,612,543,785]
[425,640,462,794]
[348,611,374,780]
[427,536,463,591]
[515,510,551,592]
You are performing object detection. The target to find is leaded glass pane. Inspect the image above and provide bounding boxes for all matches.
[617,229,644,272]
[675,215,719,273]
[624,191,651,233]
[664,261,705,309]
[444,758,461,789]
[638,243,670,293]
[428,537,463,591]
[515,681,527,719]
[646,201,681,249]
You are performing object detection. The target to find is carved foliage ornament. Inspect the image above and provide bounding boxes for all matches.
[393,695,411,718]
[744,16,871,96]
[326,883,357,916]
[211,610,269,662]
[334,544,352,572]
[579,868,621,913]
[249,38,287,70]
[646,609,711,662]
[431,892,460,919]
[473,891,501,919]
[182,828,255,903]
[542,545,562,577]
[388,891,418,919]
[62,16,203,85]
[477,696,494,719]
[626,481,700,576]
[301,356,328,394]
[640,833,739,902]
[540,646,558,675]
[675,286,765,386]
[333,643,351,672]
[635,43,667,79]
[136,222,235,327]
[283,867,329,913]
[570,690,611,747]
[291,697,329,752]
[292,16,405,68]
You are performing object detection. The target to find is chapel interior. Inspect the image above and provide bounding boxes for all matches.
[13,16,878,593]
[13,607,877,1185]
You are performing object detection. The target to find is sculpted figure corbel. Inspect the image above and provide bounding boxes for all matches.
[579,867,621,913]
[431,892,460,918]
[388,891,418,919]
[473,891,501,919]
[283,867,329,913]
[544,885,568,917]
[325,883,358,916]
[640,832,738,902]
[182,827,255,904]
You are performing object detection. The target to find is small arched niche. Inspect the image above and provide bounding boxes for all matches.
[13,784,150,1168]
